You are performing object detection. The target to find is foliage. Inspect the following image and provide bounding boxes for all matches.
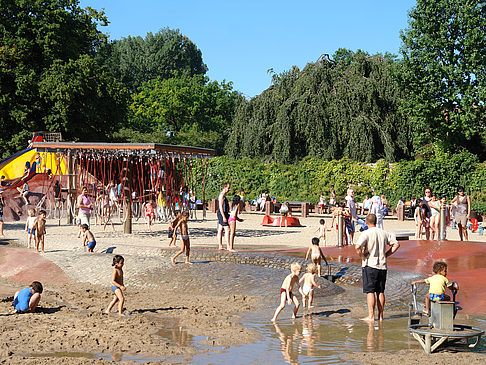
[96,28,207,93]
[400,0,486,158]
[226,50,413,163]
[129,75,243,152]
[471,201,486,216]
[0,0,120,157]
[198,152,486,207]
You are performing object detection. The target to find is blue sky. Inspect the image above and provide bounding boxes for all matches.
[80,0,417,97]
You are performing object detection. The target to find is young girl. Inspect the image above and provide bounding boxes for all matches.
[25,208,37,249]
[105,255,126,316]
[305,237,329,277]
[429,194,440,240]
[414,199,424,239]
[228,195,244,252]
[318,194,325,214]
[299,263,322,309]
[143,200,155,231]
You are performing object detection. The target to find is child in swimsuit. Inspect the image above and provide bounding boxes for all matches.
[271,262,302,322]
[80,224,96,252]
[299,263,322,309]
[171,211,192,265]
[168,210,182,247]
[305,237,329,277]
[13,281,43,313]
[31,210,47,253]
[228,195,244,252]
[414,199,424,239]
[104,255,126,316]
[314,218,330,246]
[25,208,37,249]
[411,261,458,315]
[143,201,155,232]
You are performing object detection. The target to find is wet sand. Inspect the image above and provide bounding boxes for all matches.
[0,212,485,364]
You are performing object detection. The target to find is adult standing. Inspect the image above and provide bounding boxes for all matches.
[450,187,471,241]
[355,214,400,322]
[369,196,384,229]
[77,186,93,238]
[217,182,231,250]
[0,190,5,238]
[421,187,433,240]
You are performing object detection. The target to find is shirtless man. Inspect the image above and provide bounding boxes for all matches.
[171,211,192,265]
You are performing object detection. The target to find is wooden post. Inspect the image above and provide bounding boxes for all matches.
[337,211,344,247]
[66,152,77,225]
[123,157,132,234]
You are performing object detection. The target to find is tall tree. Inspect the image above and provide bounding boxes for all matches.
[124,75,242,152]
[400,0,486,157]
[0,0,115,157]
[97,28,207,93]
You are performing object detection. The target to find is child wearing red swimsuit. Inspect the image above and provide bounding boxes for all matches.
[144,201,155,231]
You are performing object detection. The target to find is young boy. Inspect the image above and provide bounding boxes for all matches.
[171,211,191,265]
[314,219,330,246]
[411,261,458,315]
[13,281,43,313]
[299,263,322,309]
[80,224,96,252]
[31,210,47,253]
[330,201,350,246]
[271,262,302,322]
[25,208,37,249]
[168,209,182,247]
[305,237,329,277]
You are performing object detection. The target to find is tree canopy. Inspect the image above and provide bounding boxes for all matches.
[400,0,486,157]
[96,28,208,93]
[226,50,412,163]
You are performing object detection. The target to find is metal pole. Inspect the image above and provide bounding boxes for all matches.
[439,201,446,240]
[337,211,344,247]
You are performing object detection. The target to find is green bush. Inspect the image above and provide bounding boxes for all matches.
[195,150,485,206]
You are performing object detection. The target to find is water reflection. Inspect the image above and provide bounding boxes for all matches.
[366,321,384,352]
[274,322,300,365]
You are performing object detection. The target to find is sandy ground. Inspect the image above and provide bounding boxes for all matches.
[0,211,485,364]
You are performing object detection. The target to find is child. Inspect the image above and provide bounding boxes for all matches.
[305,237,329,277]
[414,199,424,239]
[104,255,126,316]
[168,210,182,247]
[143,201,155,232]
[81,224,96,252]
[271,262,302,322]
[314,219,330,246]
[31,210,47,253]
[13,281,43,313]
[17,182,29,205]
[25,208,37,249]
[228,195,244,252]
[102,193,115,232]
[411,261,458,315]
[299,263,322,309]
[330,201,350,246]
[171,211,191,265]
[318,194,325,214]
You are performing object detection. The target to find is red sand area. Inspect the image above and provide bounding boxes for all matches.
[320,240,486,315]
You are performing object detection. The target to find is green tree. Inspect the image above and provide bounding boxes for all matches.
[0,0,110,157]
[126,74,242,152]
[400,0,486,157]
[226,50,412,163]
[97,28,207,92]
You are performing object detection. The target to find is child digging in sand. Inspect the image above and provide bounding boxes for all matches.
[271,262,302,322]
[411,261,458,315]
[305,237,329,277]
[80,224,96,252]
[31,210,47,253]
[13,281,43,313]
[105,255,126,316]
[299,263,322,309]
[171,211,192,265]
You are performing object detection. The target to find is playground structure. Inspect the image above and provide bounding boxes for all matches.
[261,215,302,227]
[2,140,214,233]
[408,284,484,353]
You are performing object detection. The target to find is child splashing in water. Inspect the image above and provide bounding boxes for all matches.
[299,263,322,309]
[271,262,302,322]
[305,237,329,277]
[105,255,126,316]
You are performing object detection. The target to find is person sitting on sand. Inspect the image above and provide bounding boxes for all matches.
[80,224,96,252]
[105,255,126,316]
[299,263,322,309]
[305,237,329,277]
[171,211,192,265]
[13,281,43,313]
[411,261,458,315]
[271,262,302,322]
